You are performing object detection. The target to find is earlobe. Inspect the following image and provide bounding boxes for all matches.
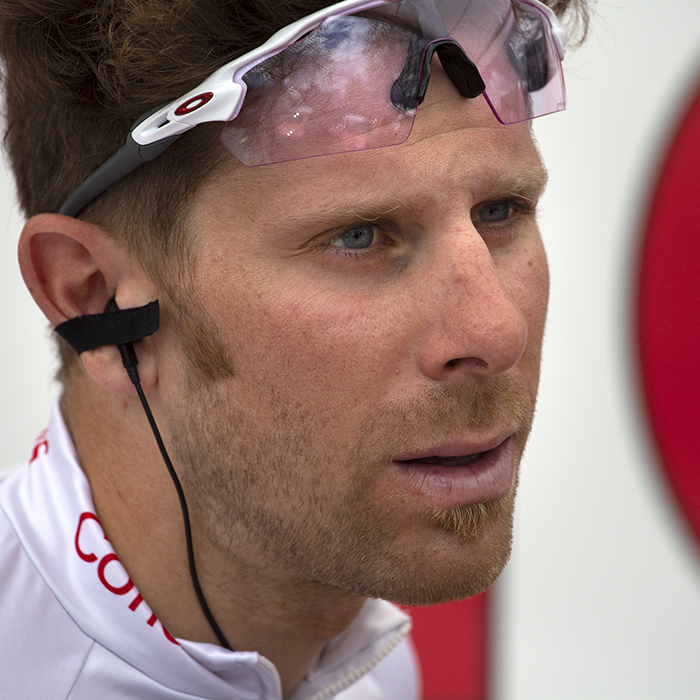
[18,213,158,394]
[81,345,143,394]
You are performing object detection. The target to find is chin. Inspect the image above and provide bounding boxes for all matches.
[334,500,515,607]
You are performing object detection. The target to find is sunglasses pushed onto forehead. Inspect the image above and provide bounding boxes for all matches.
[60,0,566,217]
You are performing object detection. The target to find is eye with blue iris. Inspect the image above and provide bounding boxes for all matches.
[473,201,512,223]
[470,196,538,245]
[329,223,377,250]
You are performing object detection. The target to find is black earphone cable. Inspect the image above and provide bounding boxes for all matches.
[117,340,233,650]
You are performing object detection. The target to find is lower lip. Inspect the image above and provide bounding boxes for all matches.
[389,437,515,510]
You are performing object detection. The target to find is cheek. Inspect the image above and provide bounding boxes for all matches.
[531,239,550,337]
[506,235,549,367]
[221,279,410,422]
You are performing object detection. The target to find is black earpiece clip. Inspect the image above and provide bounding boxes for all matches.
[54,299,159,355]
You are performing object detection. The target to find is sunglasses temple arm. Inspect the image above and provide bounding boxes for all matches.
[59,124,181,219]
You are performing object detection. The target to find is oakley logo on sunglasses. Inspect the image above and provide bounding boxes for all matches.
[174,92,215,116]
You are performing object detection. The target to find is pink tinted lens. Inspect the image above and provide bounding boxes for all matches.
[465,0,566,124]
[221,0,565,166]
[221,16,418,167]
[435,0,565,124]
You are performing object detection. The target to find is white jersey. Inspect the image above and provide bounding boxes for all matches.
[0,403,420,700]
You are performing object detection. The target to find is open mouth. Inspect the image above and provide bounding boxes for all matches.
[391,437,514,508]
[400,452,485,467]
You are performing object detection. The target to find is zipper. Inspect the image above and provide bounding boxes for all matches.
[258,654,284,699]
[303,620,411,700]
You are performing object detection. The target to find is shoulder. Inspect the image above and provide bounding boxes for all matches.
[0,502,93,699]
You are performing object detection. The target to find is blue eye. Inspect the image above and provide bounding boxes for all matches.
[474,201,512,223]
[331,223,376,249]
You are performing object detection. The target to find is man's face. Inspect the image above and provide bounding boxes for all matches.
[160,65,549,606]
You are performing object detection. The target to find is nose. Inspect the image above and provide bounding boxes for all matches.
[417,231,529,382]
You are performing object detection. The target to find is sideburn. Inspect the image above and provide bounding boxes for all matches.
[165,289,236,384]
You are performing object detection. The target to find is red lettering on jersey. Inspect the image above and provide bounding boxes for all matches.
[75,512,180,645]
[75,512,104,563]
[162,625,178,645]
[30,441,49,463]
[97,553,134,595]
[29,429,49,463]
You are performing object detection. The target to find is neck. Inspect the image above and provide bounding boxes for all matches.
[61,376,366,699]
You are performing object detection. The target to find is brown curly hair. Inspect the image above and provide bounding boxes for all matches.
[0,0,590,376]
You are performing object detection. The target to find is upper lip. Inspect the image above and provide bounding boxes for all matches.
[392,430,515,463]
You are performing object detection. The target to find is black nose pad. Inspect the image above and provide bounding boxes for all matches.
[523,32,550,92]
[391,36,485,112]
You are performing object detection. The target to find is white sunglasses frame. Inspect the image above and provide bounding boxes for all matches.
[133,0,565,148]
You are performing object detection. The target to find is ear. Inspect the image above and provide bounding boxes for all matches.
[18,213,158,394]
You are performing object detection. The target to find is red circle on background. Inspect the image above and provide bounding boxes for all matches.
[638,69,700,546]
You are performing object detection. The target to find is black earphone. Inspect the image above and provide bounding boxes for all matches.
[55,298,232,650]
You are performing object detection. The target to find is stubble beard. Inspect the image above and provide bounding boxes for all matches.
[165,297,534,606]
[433,497,512,542]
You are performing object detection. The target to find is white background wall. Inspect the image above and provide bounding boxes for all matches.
[497,2,700,698]
[2,2,700,698]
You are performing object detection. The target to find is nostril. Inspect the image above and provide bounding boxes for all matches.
[445,357,488,370]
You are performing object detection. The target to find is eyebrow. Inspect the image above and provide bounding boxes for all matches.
[274,199,416,232]
[282,166,550,226]
[478,167,550,205]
